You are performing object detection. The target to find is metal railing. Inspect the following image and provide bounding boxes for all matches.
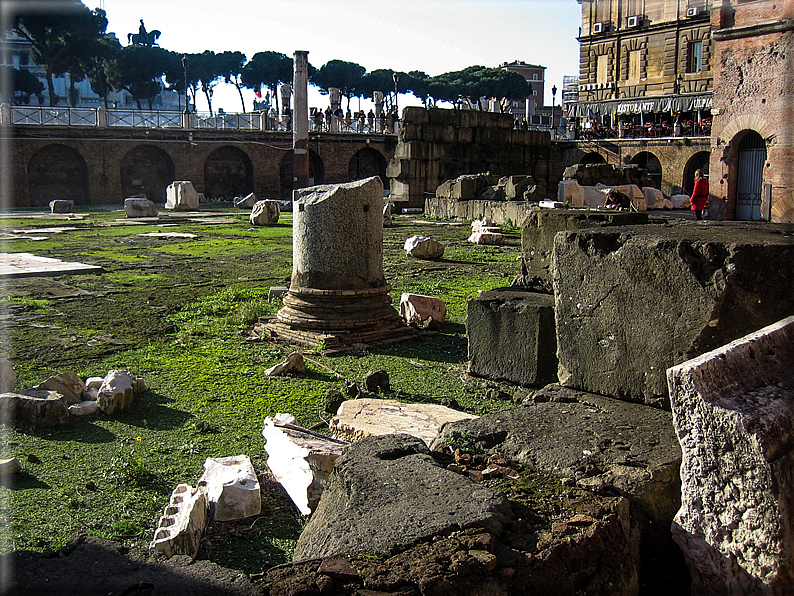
[107,109,182,128]
[10,106,98,126]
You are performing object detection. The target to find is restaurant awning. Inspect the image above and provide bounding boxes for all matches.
[567,94,712,118]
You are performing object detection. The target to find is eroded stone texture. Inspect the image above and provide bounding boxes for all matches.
[293,434,513,562]
[34,371,85,405]
[97,370,144,415]
[467,289,557,387]
[431,386,686,593]
[553,221,794,407]
[399,292,447,326]
[150,484,207,559]
[199,455,261,522]
[249,200,280,226]
[0,358,16,393]
[0,390,69,428]
[513,208,649,293]
[668,315,794,596]
[404,235,445,259]
[263,416,347,515]
[124,197,158,218]
[49,200,73,213]
[330,398,478,447]
[165,181,200,211]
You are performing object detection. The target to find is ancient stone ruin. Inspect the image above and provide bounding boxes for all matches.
[265,177,413,349]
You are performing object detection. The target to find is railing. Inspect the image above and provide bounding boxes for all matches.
[194,112,261,130]
[107,109,182,128]
[10,106,98,126]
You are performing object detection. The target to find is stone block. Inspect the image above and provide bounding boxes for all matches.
[0,358,15,393]
[268,286,288,300]
[558,180,585,206]
[293,434,511,562]
[34,371,85,405]
[262,416,347,515]
[264,351,306,376]
[149,484,207,559]
[330,398,477,447]
[467,289,557,387]
[468,231,505,245]
[68,400,100,416]
[431,386,685,592]
[165,181,200,211]
[249,200,280,226]
[97,370,144,415]
[514,208,649,293]
[668,315,794,596]
[124,197,158,218]
[404,235,445,259]
[670,194,690,209]
[49,200,73,214]
[198,455,261,522]
[0,390,70,428]
[553,222,794,407]
[400,293,447,326]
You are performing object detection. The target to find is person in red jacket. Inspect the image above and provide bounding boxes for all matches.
[690,169,709,220]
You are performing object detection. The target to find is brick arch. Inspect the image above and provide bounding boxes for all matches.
[27,144,89,207]
[203,146,254,200]
[719,116,776,147]
[348,148,388,190]
[278,149,324,200]
[119,145,175,202]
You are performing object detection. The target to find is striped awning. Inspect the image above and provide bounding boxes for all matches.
[567,94,712,118]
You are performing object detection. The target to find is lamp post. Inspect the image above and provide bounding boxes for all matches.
[551,85,557,138]
[182,55,189,115]
[392,72,400,116]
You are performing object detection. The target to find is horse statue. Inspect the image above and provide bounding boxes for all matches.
[128,20,160,46]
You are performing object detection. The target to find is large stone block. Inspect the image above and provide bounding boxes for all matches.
[553,221,794,407]
[668,315,794,596]
[467,289,557,387]
[149,484,207,559]
[293,434,513,562]
[124,197,158,218]
[514,208,649,293]
[0,390,69,428]
[199,455,261,522]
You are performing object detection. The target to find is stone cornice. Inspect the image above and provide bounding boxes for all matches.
[713,19,794,40]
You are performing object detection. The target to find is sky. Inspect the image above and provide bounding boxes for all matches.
[98,0,582,114]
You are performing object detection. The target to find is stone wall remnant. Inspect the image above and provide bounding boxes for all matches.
[668,315,794,595]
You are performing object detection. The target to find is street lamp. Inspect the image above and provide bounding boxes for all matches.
[182,55,189,115]
[392,72,400,116]
[551,85,557,135]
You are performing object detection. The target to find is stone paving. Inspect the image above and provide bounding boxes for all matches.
[0,252,102,277]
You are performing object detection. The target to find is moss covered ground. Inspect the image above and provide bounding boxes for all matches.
[0,206,524,573]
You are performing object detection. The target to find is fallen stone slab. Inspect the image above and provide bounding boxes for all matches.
[0,252,102,278]
[330,398,478,447]
[431,385,687,593]
[293,434,513,562]
[553,221,794,407]
[150,483,207,559]
[234,193,257,208]
[404,235,445,259]
[250,200,280,226]
[668,315,794,596]
[165,181,200,211]
[124,197,158,218]
[198,455,261,522]
[68,400,99,417]
[399,292,447,326]
[263,416,347,515]
[467,289,557,387]
[0,390,70,428]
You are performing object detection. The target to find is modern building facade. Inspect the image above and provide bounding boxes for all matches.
[708,0,794,222]
[570,0,713,140]
[499,60,546,119]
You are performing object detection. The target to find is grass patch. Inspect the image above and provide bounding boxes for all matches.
[1,208,522,574]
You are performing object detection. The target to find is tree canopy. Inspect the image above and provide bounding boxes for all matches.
[241,51,293,114]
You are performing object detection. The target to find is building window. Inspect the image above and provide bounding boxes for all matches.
[597,54,609,84]
[628,50,641,82]
[533,90,538,96]
[688,41,703,73]
[533,73,538,80]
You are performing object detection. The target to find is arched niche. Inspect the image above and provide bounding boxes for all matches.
[120,145,175,202]
[682,151,710,195]
[630,151,662,189]
[28,144,89,207]
[203,146,254,200]
[279,149,324,199]
[348,147,388,189]
[579,152,606,165]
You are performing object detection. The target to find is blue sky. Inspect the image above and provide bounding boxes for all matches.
[100,0,582,112]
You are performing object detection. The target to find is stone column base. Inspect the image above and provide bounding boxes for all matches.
[264,285,415,349]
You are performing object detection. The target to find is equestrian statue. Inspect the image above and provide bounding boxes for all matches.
[128,20,160,47]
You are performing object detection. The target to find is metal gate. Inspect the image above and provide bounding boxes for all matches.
[736,134,766,221]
